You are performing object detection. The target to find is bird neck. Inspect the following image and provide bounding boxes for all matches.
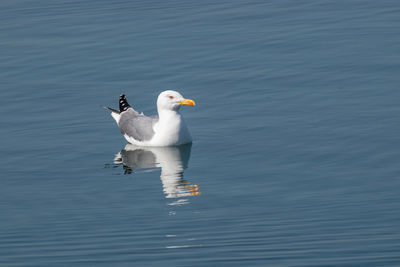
[158,109,181,122]
[153,108,192,145]
[154,109,183,141]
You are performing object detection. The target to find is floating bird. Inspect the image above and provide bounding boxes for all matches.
[105,90,195,146]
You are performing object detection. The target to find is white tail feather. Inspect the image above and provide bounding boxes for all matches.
[111,112,120,124]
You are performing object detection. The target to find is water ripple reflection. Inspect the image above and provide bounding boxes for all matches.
[113,143,200,205]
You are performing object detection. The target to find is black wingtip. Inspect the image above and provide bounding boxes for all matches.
[119,94,131,112]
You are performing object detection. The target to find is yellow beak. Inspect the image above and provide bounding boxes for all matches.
[179,99,195,106]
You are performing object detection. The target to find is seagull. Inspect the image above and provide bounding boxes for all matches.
[105,90,195,146]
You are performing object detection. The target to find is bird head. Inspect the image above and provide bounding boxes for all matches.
[157,90,195,111]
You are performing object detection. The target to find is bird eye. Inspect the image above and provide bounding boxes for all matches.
[169,96,174,99]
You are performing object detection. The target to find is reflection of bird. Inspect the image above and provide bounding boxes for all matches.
[114,144,200,199]
[105,90,195,146]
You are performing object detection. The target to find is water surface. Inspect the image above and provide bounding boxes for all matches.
[1,1,400,266]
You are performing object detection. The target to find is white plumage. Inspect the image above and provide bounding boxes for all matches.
[108,90,195,147]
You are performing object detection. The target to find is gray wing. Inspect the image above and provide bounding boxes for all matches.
[118,109,158,142]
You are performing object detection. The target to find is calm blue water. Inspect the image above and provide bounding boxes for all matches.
[1,1,400,266]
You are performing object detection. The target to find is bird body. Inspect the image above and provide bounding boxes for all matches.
[106,90,195,147]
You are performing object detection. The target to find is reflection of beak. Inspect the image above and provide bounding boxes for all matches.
[179,99,195,106]
[185,184,201,196]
